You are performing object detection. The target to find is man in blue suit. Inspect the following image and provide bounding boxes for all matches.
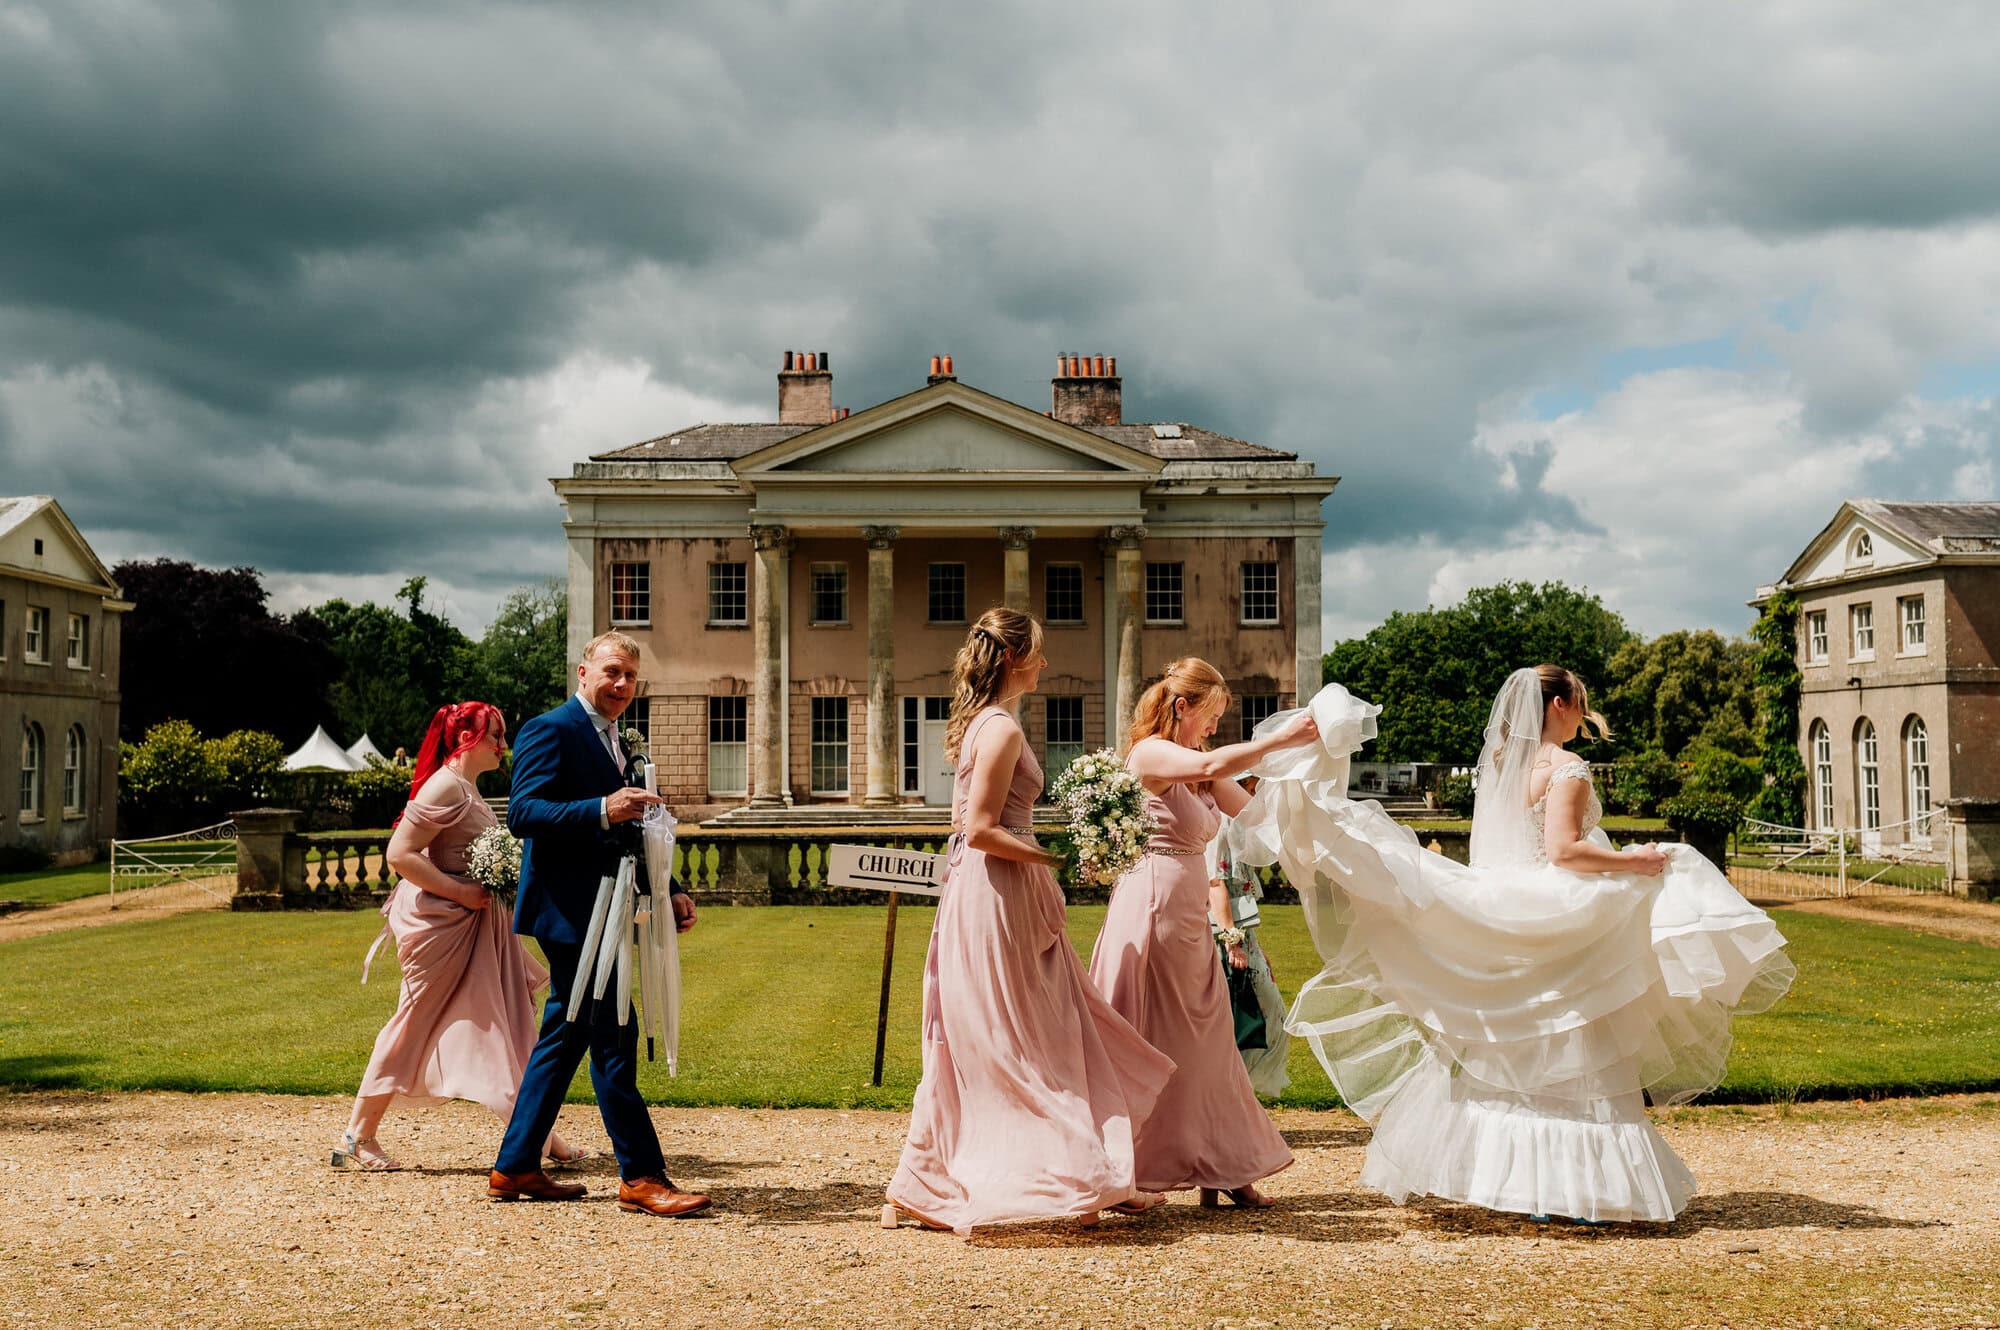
[487,631,711,1216]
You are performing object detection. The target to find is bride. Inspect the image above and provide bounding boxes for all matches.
[1234,665,1794,1224]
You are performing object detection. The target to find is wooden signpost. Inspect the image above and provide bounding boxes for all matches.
[827,842,948,1086]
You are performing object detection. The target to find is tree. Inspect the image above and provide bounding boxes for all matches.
[1602,630,1758,759]
[113,560,337,743]
[1321,581,1636,763]
[294,579,478,755]
[1747,590,1807,826]
[473,580,569,728]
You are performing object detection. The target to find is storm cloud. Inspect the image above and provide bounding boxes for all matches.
[2,0,1997,638]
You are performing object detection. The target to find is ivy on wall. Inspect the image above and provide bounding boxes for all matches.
[1748,589,1806,826]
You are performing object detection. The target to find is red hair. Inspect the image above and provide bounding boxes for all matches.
[403,701,504,815]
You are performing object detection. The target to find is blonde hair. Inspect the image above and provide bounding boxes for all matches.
[943,608,1044,762]
[1537,663,1611,740]
[1128,657,1231,749]
[582,630,642,666]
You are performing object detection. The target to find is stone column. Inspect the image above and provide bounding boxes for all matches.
[231,808,301,911]
[749,524,789,807]
[565,531,595,695]
[1945,798,2000,900]
[1294,532,1323,702]
[1105,525,1147,750]
[863,525,900,807]
[999,526,1036,612]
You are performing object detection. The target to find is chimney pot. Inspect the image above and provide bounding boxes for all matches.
[820,351,830,370]
[1050,350,1121,426]
[930,355,942,376]
[942,354,954,376]
[778,347,835,424]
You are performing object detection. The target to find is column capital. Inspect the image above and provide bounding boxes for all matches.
[863,524,901,549]
[1100,524,1148,553]
[749,523,790,552]
[997,525,1037,550]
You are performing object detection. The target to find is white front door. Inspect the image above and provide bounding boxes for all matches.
[922,699,953,805]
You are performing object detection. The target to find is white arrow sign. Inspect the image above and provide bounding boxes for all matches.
[826,843,947,898]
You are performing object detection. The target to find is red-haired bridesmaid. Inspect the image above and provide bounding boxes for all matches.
[332,702,581,1171]
[1090,659,1317,1207]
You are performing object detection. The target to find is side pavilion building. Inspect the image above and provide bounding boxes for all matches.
[552,353,1336,822]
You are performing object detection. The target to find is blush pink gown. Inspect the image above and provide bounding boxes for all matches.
[356,780,549,1117]
[1089,748,1294,1193]
[887,708,1177,1233]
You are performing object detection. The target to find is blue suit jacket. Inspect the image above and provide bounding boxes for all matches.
[509,696,631,946]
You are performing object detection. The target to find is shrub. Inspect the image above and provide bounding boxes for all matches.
[119,720,223,834]
[1679,743,1763,805]
[1662,791,1745,840]
[1437,772,1475,817]
[0,843,55,874]
[210,729,287,808]
[348,757,413,829]
[1607,749,1680,816]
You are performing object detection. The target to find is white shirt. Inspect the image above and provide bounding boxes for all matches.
[575,692,623,829]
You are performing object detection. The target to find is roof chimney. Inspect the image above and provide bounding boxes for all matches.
[1051,351,1121,426]
[927,353,957,386]
[778,349,835,425]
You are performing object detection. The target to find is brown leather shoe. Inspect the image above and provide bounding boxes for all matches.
[617,1175,712,1217]
[487,1169,587,1202]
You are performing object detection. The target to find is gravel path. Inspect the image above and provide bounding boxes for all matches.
[3,1091,1997,1329]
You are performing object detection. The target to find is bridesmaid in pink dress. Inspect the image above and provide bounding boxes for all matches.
[332,702,581,1171]
[1090,658,1317,1207]
[885,608,1177,1234]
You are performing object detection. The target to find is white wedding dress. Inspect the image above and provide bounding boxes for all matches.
[1234,679,1795,1222]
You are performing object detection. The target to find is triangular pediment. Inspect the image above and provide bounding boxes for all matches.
[732,381,1162,477]
[0,496,119,594]
[1783,503,1933,586]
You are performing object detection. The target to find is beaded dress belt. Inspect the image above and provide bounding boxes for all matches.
[1150,846,1204,857]
[950,827,1037,836]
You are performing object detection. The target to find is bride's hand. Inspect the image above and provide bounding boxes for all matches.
[1624,843,1669,877]
[1277,713,1319,747]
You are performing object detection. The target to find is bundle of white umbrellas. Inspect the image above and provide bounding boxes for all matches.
[564,763,682,1075]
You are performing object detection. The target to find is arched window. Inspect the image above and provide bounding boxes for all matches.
[1849,529,1875,565]
[19,721,44,819]
[62,725,84,815]
[1904,716,1931,837]
[1855,719,1880,831]
[1810,721,1834,830]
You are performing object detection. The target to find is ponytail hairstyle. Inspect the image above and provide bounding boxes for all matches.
[1535,663,1611,742]
[1128,657,1231,749]
[401,700,505,822]
[942,607,1044,763]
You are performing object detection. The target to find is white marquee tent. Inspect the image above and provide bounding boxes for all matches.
[284,726,366,773]
[346,733,389,766]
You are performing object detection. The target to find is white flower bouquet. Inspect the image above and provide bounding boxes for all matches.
[465,825,523,905]
[1048,748,1157,887]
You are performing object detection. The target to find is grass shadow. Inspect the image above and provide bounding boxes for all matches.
[1407,1190,1941,1241]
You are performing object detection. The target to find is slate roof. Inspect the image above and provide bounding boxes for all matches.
[1855,500,2000,549]
[592,420,1291,463]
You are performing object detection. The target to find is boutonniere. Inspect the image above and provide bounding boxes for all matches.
[621,726,647,758]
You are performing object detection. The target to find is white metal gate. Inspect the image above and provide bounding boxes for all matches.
[108,821,238,911]
[1729,814,1946,900]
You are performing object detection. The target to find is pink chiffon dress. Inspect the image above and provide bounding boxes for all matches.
[886,707,1177,1233]
[1089,745,1294,1193]
[356,778,549,1117]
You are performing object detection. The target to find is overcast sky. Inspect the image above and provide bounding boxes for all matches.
[4,1,1997,642]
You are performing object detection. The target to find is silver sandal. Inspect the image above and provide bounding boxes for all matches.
[330,1130,402,1172]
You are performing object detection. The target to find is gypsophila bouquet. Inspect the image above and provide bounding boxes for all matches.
[465,825,523,906]
[1048,748,1157,887]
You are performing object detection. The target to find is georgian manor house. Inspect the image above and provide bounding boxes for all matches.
[553,352,1336,822]
[1756,500,2000,846]
[0,496,128,863]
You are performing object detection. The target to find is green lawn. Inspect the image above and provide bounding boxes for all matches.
[0,862,112,906]
[0,903,1994,1108]
[1406,816,1670,835]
